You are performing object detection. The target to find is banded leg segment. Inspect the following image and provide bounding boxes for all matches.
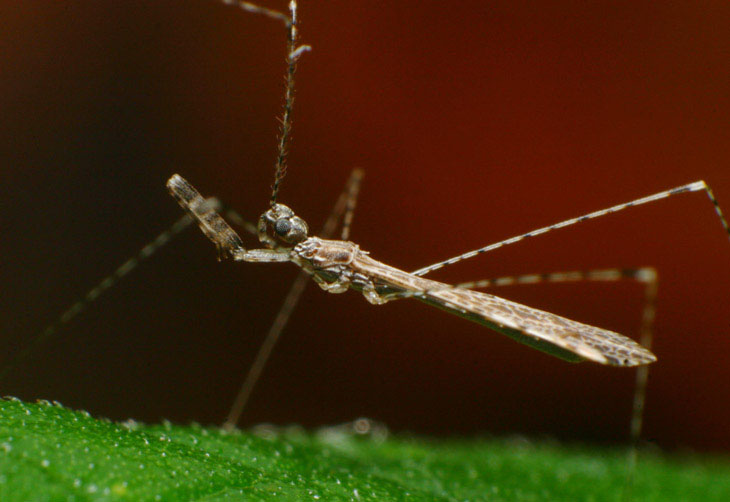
[223,169,366,429]
[455,267,657,293]
[413,181,730,277]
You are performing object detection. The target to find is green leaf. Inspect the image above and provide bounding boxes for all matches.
[1,398,728,501]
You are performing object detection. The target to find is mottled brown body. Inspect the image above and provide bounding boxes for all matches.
[292,237,656,366]
[169,170,728,372]
[166,174,684,368]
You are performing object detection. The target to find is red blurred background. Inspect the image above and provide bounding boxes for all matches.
[1,1,729,452]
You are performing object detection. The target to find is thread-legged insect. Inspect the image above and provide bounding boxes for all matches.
[3,2,730,498]
[161,3,730,499]
[160,0,729,422]
[170,172,666,368]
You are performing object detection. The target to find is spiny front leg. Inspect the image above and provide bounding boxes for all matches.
[167,174,292,263]
[167,174,246,259]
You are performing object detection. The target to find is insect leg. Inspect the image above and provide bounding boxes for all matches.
[339,169,364,240]
[223,169,366,429]
[456,268,658,481]
[0,196,259,383]
[412,181,729,277]
[384,267,657,498]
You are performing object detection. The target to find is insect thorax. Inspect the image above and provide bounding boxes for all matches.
[293,237,358,267]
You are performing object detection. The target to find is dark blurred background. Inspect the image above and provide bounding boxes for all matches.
[1,1,729,452]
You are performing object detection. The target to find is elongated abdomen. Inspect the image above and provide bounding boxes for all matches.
[418,287,656,367]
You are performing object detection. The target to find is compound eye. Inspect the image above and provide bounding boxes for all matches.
[274,219,292,236]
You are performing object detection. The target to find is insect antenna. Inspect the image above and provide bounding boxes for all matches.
[223,1,311,206]
[271,1,309,206]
